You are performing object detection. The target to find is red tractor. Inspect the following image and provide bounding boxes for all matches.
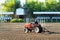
[24,23,43,33]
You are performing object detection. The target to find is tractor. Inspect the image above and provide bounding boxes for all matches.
[24,23,43,33]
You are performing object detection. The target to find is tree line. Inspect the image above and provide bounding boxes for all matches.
[2,0,60,17]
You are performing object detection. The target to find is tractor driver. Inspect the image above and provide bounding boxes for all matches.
[34,19,39,24]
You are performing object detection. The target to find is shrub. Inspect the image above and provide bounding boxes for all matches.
[11,18,24,23]
[18,19,24,22]
[11,18,17,22]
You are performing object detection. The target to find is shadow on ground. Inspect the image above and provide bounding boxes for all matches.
[45,31,60,34]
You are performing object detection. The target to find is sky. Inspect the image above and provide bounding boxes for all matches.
[20,0,45,6]
[20,0,59,5]
[20,0,25,6]
[38,0,59,2]
[0,0,25,6]
[0,0,59,5]
[38,0,45,2]
[0,0,6,5]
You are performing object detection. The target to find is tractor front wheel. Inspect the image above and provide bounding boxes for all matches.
[24,28,32,33]
[24,28,29,33]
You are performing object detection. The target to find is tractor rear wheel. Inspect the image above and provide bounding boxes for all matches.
[34,26,43,33]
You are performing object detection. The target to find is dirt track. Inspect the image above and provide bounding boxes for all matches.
[0,23,60,40]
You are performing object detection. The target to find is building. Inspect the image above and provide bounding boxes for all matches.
[33,12,60,23]
[16,8,25,18]
[0,12,13,22]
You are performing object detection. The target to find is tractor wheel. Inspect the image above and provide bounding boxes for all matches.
[34,26,43,33]
[24,28,29,33]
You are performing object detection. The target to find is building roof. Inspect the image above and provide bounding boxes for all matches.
[33,12,60,14]
[0,12,14,14]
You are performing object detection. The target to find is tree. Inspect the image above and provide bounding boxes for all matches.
[23,0,60,18]
[23,1,42,17]
[2,0,21,18]
[45,1,60,12]
[56,2,60,11]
